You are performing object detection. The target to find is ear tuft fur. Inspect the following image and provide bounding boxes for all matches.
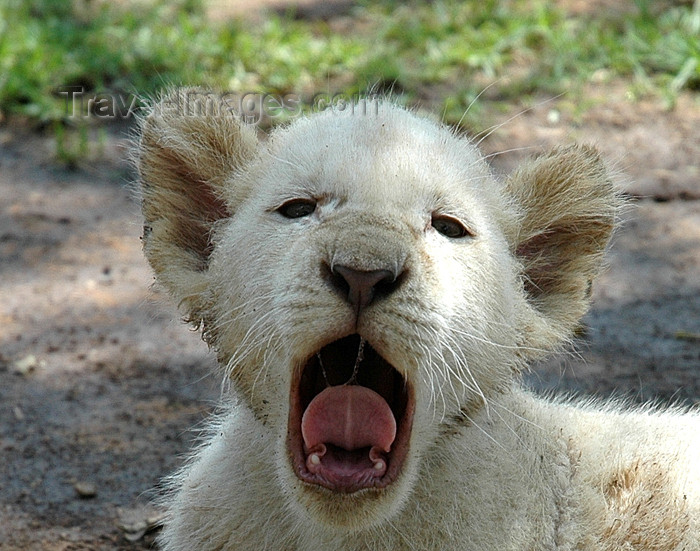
[136,88,258,318]
[507,145,620,355]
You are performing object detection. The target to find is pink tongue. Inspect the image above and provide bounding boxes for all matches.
[302,385,396,453]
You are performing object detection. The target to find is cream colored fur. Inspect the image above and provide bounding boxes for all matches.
[136,89,700,551]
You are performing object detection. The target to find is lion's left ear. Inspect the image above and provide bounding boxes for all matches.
[506,145,619,356]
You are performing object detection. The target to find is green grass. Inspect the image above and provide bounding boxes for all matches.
[0,0,698,136]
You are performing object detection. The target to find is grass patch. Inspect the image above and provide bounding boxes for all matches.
[0,0,697,140]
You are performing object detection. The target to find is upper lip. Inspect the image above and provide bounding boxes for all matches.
[287,333,415,493]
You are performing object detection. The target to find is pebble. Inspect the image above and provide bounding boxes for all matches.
[12,355,44,376]
[74,481,97,498]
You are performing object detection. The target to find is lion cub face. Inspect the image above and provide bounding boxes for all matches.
[138,90,616,529]
[205,106,524,524]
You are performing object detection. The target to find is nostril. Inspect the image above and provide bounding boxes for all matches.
[329,264,401,315]
[373,271,401,300]
[326,263,351,298]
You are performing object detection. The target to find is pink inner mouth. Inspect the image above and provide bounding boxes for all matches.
[288,334,414,493]
[302,385,397,479]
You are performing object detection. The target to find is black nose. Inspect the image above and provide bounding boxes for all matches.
[330,265,400,316]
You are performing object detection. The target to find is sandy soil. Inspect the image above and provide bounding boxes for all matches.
[0,121,220,550]
[1,6,699,551]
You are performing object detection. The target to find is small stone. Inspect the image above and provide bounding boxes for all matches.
[546,109,561,125]
[12,355,43,376]
[118,505,166,542]
[74,481,97,498]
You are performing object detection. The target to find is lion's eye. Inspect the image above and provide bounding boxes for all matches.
[431,215,472,239]
[277,199,317,219]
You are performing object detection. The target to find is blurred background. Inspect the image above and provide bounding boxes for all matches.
[2,0,699,138]
[1,1,698,549]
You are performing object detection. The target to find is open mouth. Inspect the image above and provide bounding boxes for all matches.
[287,334,414,493]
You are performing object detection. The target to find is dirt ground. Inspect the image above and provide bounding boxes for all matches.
[1,6,699,551]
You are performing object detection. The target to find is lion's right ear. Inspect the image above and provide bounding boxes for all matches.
[136,88,258,316]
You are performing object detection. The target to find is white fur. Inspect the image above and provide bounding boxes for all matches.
[137,91,700,550]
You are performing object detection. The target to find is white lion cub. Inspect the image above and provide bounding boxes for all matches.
[137,89,699,550]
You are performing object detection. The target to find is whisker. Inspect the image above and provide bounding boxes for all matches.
[482,145,539,162]
[474,93,565,147]
[453,78,506,130]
